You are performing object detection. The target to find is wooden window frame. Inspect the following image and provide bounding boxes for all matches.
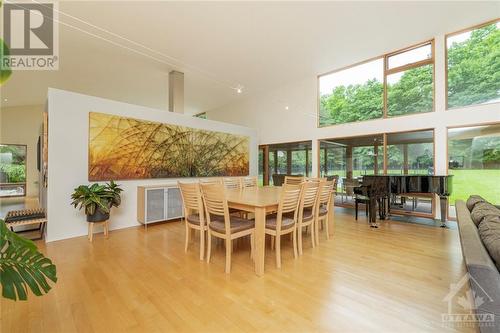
[445,18,500,111]
[0,143,28,198]
[317,39,435,128]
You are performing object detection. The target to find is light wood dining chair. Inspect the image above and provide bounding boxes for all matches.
[200,178,222,185]
[265,183,302,268]
[223,177,242,190]
[315,180,335,245]
[200,183,255,274]
[242,176,258,188]
[284,175,304,185]
[178,182,207,260]
[297,181,320,255]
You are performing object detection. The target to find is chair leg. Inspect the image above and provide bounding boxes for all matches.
[199,228,205,261]
[315,219,320,246]
[225,238,232,274]
[355,200,358,220]
[292,228,298,258]
[298,226,303,256]
[206,231,212,263]
[310,223,315,248]
[275,234,281,268]
[88,223,91,240]
[325,217,330,240]
[184,222,189,253]
[271,235,275,250]
[250,233,254,260]
[365,202,369,216]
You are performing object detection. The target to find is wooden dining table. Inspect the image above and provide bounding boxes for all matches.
[225,186,334,277]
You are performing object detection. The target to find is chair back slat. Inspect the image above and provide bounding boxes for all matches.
[319,180,334,205]
[302,182,319,209]
[284,176,304,185]
[242,176,258,188]
[200,178,223,185]
[279,184,302,214]
[178,182,205,224]
[200,183,231,233]
[223,177,242,190]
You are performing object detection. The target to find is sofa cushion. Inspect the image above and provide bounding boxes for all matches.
[470,202,500,226]
[466,195,486,211]
[478,215,500,271]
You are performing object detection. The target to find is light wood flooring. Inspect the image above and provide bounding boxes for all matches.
[1,208,476,332]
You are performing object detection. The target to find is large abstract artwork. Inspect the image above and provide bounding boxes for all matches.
[88,112,249,181]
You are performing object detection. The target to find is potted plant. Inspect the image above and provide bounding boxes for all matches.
[71,181,123,222]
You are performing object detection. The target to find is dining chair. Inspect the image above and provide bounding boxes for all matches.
[242,176,258,188]
[297,181,320,255]
[200,182,255,274]
[223,177,242,190]
[178,181,207,260]
[284,175,304,185]
[315,180,334,245]
[200,178,223,185]
[265,183,302,268]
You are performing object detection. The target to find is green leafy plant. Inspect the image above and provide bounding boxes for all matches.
[0,1,12,85]
[71,181,123,215]
[0,219,57,301]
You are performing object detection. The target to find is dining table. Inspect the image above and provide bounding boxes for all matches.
[225,186,334,276]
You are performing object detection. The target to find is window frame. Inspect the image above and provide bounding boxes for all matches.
[445,18,500,111]
[317,39,435,128]
[0,143,28,198]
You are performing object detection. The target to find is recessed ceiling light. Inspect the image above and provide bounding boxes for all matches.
[235,85,243,94]
[285,106,289,110]
[3,98,7,102]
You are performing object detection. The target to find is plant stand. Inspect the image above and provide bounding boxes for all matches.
[88,220,109,242]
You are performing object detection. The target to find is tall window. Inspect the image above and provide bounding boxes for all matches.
[447,20,500,109]
[386,130,434,175]
[448,124,500,217]
[0,144,27,197]
[320,135,384,198]
[259,141,312,185]
[318,41,434,127]
[386,43,434,117]
[319,59,384,126]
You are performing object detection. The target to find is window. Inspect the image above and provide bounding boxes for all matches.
[320,135,384,202]
[194,112,207,119]
[386,130,434,175]
[0,144,27,197]
[319,58,384,126]
[319,130,435,215]
[448,124,500,217]
[318,41,434,127]
[447,20,500,109]
[259,141,312,185]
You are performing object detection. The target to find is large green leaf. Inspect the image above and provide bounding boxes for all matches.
[0,37,12,85]
[0,219,57,301]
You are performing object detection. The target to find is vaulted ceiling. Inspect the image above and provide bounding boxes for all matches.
[1,1,498,114]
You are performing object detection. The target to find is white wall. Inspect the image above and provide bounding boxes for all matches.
[206,36,500,177]
[0,105,43,197]
[46,89,258,242]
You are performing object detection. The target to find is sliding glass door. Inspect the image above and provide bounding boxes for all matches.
[259,141,312,185]
[448,124,500,217]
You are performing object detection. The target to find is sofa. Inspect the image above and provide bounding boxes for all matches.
[456,196,500,333]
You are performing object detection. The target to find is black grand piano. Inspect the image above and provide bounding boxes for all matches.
[353,175,453,227]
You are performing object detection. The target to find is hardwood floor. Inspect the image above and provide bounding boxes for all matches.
[1,208,476,332]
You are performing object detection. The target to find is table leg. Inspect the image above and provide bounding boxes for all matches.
[254,207,266,276]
